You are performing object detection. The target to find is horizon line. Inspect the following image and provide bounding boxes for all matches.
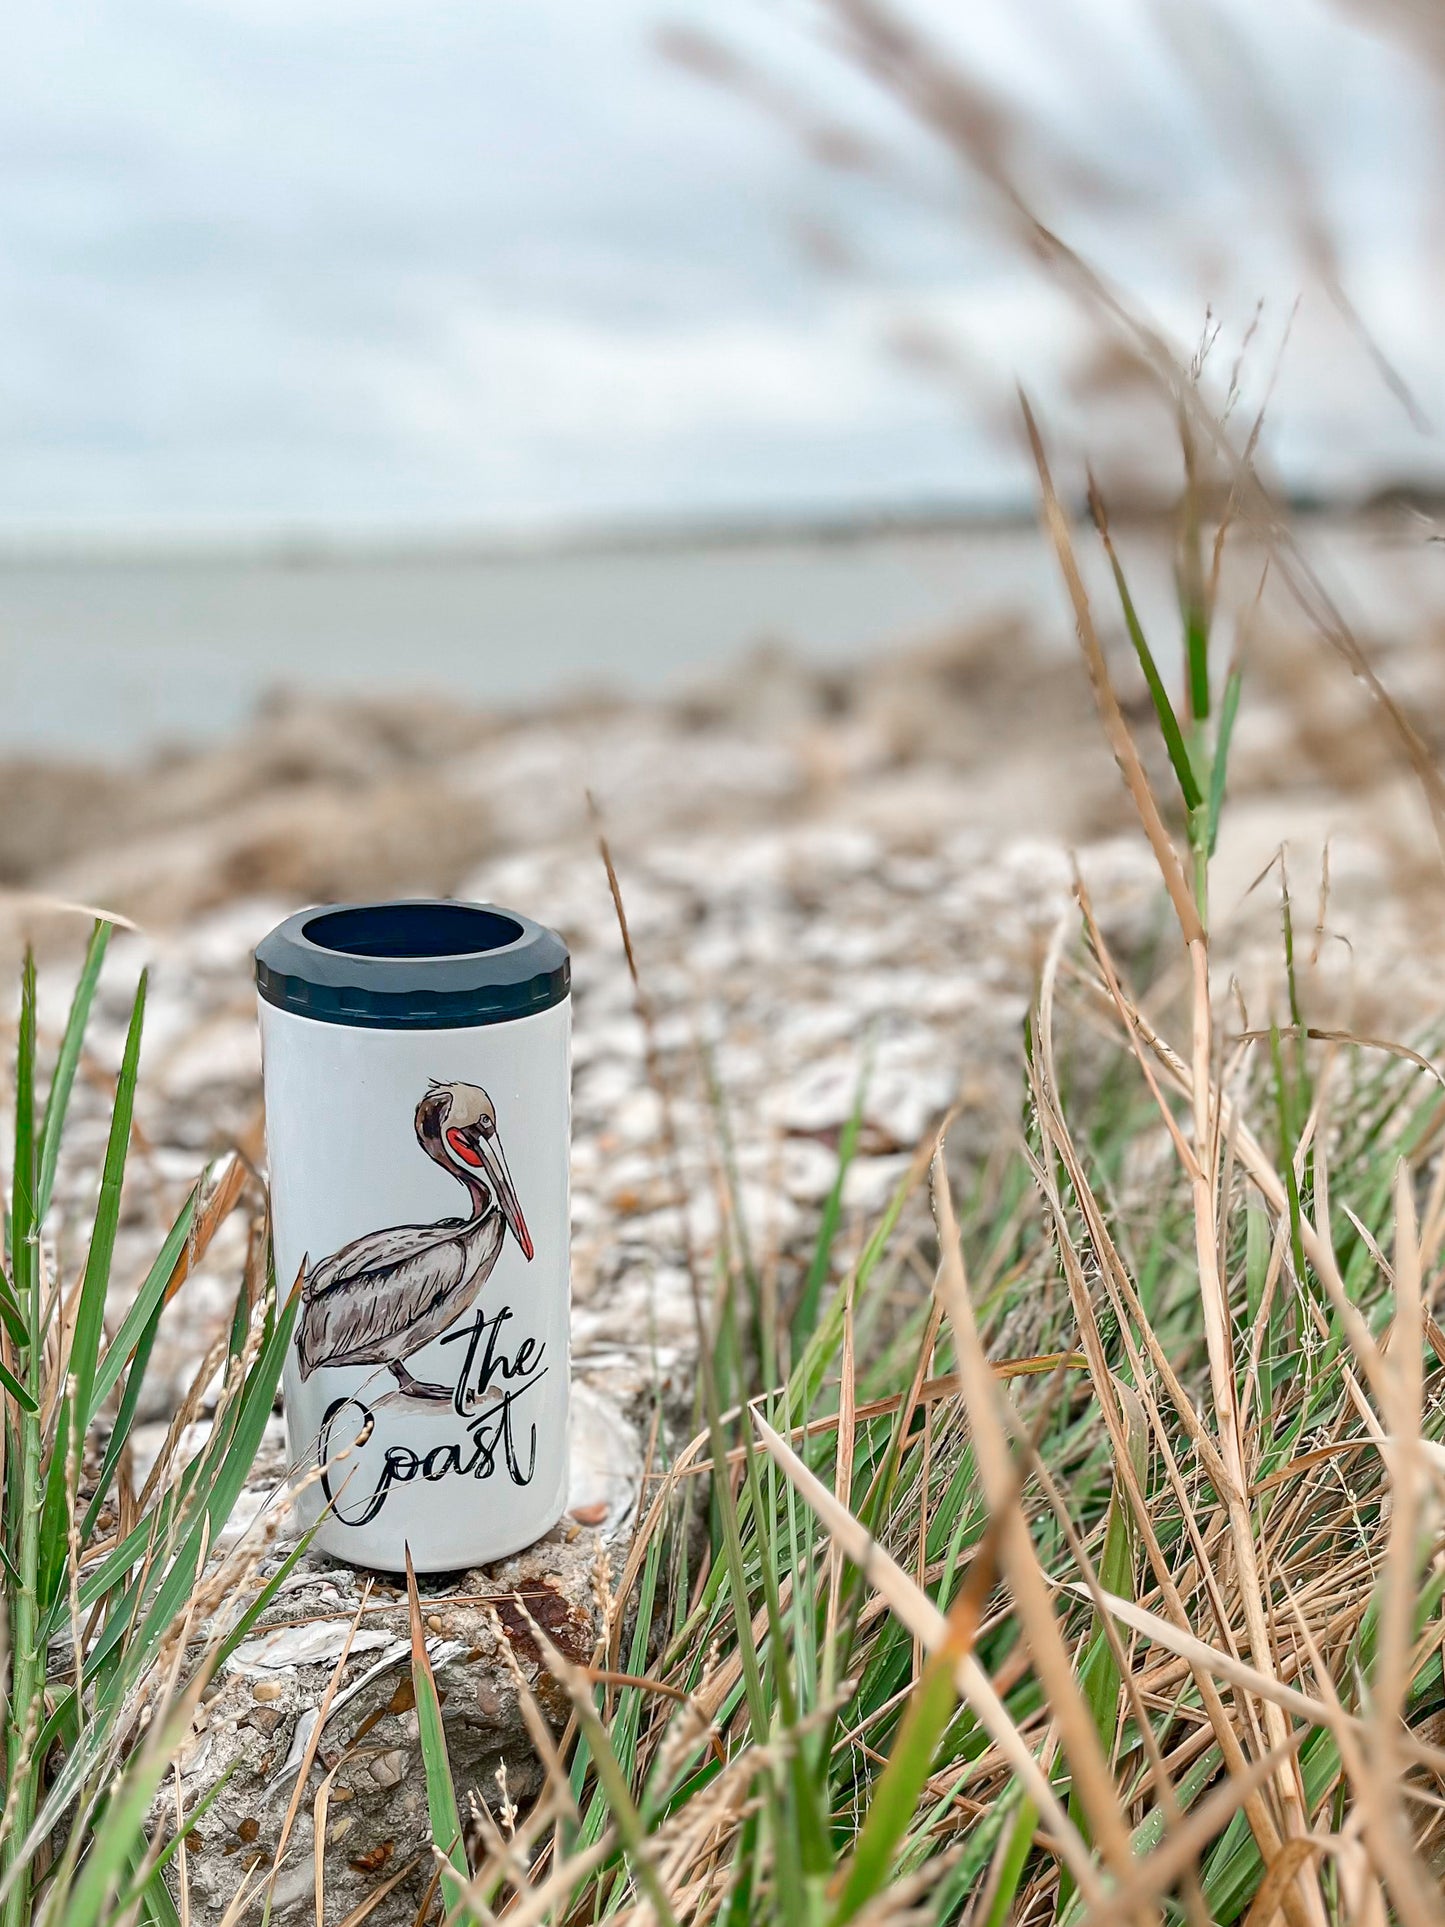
[0,480,1433,566]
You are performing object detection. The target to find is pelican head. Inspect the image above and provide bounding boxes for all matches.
[415,1081,534,1261]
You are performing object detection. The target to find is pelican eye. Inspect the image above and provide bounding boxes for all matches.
[477,1115,496,1139]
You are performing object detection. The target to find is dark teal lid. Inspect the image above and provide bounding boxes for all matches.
[254,900,570,1029]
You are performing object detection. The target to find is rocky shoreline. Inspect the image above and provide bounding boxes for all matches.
[12,607,1445,1920]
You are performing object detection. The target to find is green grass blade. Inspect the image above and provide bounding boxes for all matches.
[84,1287,298,1687]
[36,919,112,1221]
[12,951,39,1347]
[89,1184,198,1413]
[1269,1025,1308,1293]
[1059,1385,1147,1905]
[136,1861,183,1927]
[1090,493,1202,814]
[207,1526,322,1676]
[0,1358,36,1416]
[405,1550,469,1911]
[39,972,146,1610]
[1206,664,1242,855]
[76,1278,169,1557]
[693,1282,773,1742]
[830,1652,958,1924]
[0,1266,26,1354]
[59,1717,186,1927]
[111,1764,236,1918]
[1184,601,1211,723]
[792,1058,870,1351]
[554,1646,682,1927]
[579,1529,667,1852]
[718,1807,761,1927]
[3,952,43,1927]
[1245,1203,1273,1422]
[981,1786,1037,1927]
[738,1399,832,1881]
[1178,474,1211,723]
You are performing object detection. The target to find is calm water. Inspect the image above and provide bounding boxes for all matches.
[3,518,1440,758]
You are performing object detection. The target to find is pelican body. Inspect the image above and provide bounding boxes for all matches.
[296,1082,533,1402]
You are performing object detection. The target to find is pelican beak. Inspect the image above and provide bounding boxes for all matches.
[480,1135,534,1261]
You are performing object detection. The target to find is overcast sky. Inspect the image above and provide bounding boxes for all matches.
[1,0,1440,535]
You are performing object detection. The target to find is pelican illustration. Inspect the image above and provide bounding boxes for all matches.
[295,1081,533,1402]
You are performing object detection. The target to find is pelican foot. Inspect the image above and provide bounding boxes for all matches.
[388,1361,455,1404]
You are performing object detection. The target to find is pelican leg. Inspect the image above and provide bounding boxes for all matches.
[388,1359,454,1404]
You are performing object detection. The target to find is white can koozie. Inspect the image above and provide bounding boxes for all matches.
[255,900,571,1573]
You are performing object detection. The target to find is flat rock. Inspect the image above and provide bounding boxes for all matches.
[178,1522,621,1925]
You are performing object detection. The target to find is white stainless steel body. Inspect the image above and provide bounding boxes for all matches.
[260,995,571,1572]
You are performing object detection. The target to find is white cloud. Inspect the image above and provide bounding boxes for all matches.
[0,0,1438,530]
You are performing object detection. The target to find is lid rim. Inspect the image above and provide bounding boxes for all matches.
[254,899,570,1031]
